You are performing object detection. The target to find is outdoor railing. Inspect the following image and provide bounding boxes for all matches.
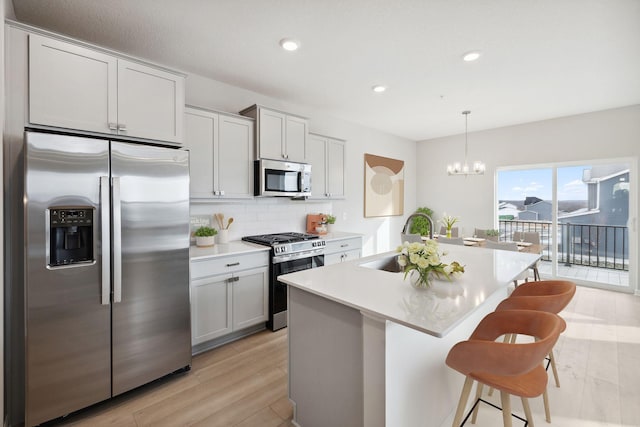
[498,220,629,271]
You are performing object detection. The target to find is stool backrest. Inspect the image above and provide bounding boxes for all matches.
[446,310,563,377]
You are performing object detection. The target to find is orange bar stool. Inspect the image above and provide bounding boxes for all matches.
[446,309,564,427]
[497,280,576,388]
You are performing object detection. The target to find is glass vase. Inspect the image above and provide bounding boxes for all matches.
[409,269,433,289]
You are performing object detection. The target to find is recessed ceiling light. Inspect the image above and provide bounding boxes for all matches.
[279,38,300,51]
[462,51,481,62]
[372,85,387,93]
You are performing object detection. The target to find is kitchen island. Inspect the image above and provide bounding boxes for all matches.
[278,244,541,427]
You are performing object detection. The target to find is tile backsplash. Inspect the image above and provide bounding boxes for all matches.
[190,198,333,241]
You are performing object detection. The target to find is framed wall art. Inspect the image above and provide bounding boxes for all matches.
[364,153,404,217]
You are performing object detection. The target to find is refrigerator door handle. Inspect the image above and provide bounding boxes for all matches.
[100,176,111,305]
[112,176,123,303]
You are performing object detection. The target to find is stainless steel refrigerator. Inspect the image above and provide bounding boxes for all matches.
[20,131,191,426]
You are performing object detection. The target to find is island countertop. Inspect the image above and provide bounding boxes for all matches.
[278,244,541,337]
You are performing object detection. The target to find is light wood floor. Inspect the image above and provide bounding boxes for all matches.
[51,329,292,427]
[50,285,639,427]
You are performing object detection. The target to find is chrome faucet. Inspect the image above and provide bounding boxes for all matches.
[401,213,434,242]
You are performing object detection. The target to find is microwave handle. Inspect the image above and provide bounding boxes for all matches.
[298,171,303,192]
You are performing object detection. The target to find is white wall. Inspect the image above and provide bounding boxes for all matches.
[417,105,640,292]
[185,73,417,256]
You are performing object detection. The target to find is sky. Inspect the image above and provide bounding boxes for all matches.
[497,165,589,201]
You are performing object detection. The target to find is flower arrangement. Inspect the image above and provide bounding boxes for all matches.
[325,214,336,224]
[396,240,465,289]
[440,213,459,237]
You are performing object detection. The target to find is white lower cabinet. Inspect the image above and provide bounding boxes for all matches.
[191,275,232,343]
[232,267,270,330]
[324,237,362,265]
[190,251,268,346]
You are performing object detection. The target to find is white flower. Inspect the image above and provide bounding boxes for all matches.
[409,253,420,264]
[416,257,429,269]
[443,264,453,275]
[397,255,407,266]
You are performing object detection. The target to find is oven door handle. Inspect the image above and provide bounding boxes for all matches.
[272,249,324,264]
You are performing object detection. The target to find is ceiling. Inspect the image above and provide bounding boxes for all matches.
[11,0,640,141]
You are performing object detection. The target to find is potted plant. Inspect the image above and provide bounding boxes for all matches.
[486,229,500,242]
[194,226,218,247]
[409,207,434,236]
[325,214,336,233]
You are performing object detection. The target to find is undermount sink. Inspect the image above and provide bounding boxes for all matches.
[360,255,404,273]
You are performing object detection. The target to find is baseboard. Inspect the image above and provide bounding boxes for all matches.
[191,323,266,356]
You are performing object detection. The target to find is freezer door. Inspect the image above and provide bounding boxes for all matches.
[110,141,191,395]
[24,132,111,426]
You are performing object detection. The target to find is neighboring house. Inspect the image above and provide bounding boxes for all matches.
[558,166,629,259]
[498,202,520,219]
[520,198,552,221]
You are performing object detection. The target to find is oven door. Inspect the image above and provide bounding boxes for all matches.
[271,254,324,330]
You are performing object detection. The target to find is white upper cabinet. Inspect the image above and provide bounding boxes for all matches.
[306,133,345,199]
[117,59,184,143]
[184,108,217,197]
[184,107,254,199]
[326,138,345,198]
[29,34,117,135]
[217,114,254,198]
[284,115,308,162]
[257,108,286,160]
[28,34,184,144]
[241,105,308,163]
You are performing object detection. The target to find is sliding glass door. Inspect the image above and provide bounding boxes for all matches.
[497,160,634,292]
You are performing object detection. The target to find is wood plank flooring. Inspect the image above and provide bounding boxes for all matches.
[48,285,639,426]
[50,329,292,427]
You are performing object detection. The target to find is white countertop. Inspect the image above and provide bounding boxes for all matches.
[189,241,269,261]
[189,232,362,261]
[314,231,362,241]
[278,245,541,338]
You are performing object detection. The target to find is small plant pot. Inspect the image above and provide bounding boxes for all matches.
[217,229,229,244]
[195,236,215,247]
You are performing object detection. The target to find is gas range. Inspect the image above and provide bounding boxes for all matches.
[242,232,326,331]
[242,232,325,263]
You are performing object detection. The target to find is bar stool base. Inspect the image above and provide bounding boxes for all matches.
[459,398,528,427]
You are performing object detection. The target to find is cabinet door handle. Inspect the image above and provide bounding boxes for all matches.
[226,262,240,267]
[340,244,349,248]
[108,123,118,131]
[118,124,127,132]
[219,190,225,196]
[227,276,240,283]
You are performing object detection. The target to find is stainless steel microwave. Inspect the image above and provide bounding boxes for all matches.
[255,159,311,197]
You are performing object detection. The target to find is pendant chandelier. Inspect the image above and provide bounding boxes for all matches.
[447,110,485,176]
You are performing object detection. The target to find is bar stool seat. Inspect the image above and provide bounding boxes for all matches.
[446,309,564,427]
[497,280,576,387]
